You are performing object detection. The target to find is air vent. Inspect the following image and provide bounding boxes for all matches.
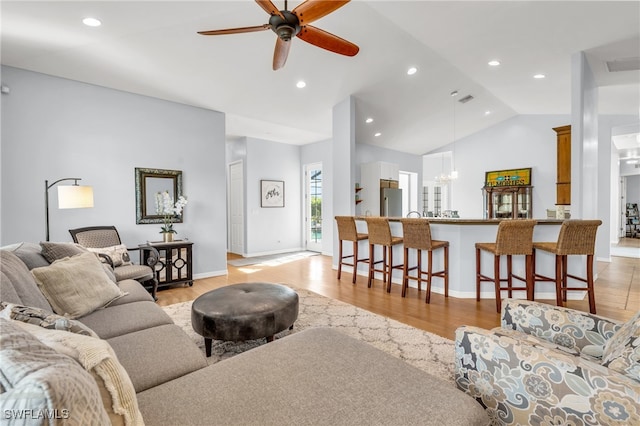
[606,57,640,72]
[458,95,474,104]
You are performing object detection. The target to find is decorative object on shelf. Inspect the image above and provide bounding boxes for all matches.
[44,177,94,241]
[156,190,188,241]
[482,168,533,219]
[135,167,183,224]
[260,180,284,208]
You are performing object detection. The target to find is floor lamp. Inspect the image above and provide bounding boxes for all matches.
[45,177,94,241]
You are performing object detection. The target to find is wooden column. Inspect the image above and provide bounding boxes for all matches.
[554,125,571,206]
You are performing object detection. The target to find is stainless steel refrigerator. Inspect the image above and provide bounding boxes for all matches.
[380,188,402,217]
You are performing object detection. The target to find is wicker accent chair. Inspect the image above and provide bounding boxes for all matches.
[399,218,449,303]
[69,226,160,299]
[364,217,404,293]
[532,219,602,314]
[335,216,369,284]
[476,220,537,312]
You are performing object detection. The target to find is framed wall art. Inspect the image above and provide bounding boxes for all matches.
[260,180,284,208]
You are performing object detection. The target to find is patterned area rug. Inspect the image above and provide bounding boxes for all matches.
[162,288,456,384]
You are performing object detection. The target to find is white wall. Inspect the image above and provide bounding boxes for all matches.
[244,137,302,256]
[428,115,571,219]
[627,175,640,204]
[0,66,227,277]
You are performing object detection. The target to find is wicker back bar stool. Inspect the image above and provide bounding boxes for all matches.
[475,220,537,312]
[364,217,404,293]
[335,216,369,284]
[399,218,449,303]
[532,220,602,314]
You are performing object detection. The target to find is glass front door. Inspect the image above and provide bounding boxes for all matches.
[305,163,322,252]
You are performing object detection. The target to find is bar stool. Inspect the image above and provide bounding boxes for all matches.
[364,217,404,293]
[476,220,537,312]
[532,219,602,314]
[335,216,369,284]
[400,218,449,303]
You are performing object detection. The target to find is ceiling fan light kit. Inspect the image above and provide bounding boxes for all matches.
[198,0,359,70]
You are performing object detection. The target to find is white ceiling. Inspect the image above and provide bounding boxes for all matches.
[2,1,639,155]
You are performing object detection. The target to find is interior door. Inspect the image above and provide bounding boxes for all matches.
[229,161,244,255]
[305,162,322,252]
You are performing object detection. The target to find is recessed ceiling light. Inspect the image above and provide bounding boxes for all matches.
[450,90,458,97]
[82,17,102,27]
[296,80,306,88]
[488,60,500,66]
[533,74,546,79]
[374,132,382,137]
[407,67,417,75]
[365,118,373,124]
[484,110,491,115]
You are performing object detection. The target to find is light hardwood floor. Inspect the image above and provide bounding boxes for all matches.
[157,239,639,340]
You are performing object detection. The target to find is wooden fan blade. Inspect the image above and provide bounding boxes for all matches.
[273,37,292,70]
[198,24,270,36]
[293,0,350,25]
[298,25,359,56]
[256,0,285,19]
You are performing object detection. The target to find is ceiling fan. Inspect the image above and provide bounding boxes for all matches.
[198,0,359,70]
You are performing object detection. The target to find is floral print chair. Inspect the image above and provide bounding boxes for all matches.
[455,299,640,425]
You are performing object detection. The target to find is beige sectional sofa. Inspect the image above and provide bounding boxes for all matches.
[0,243,488,425]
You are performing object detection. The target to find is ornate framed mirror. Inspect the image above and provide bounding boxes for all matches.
[135,167,183,224]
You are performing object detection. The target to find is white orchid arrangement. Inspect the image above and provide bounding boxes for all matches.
[156,191,188,234]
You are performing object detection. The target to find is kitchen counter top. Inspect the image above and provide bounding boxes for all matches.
[355,217,564,225]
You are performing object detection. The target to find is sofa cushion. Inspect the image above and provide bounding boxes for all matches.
[39,241,87,263]
[87,244,132,267]
[5,242,50,269]
[108,280,155,306]
[79,301,173,339]
[0,302,97,337]
[31,252,126,319]
[602,310,640,381]
[113,264,155,282]
[107,324,207,392]
[0,319,110,425]
[137,327,489,426]
[15,320,144,426]
[0,250,52,311]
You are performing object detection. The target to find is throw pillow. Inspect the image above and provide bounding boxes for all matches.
[0,301,98,337]
[39,241,87,263]
[601,310,640,381]
[0,319,110,425]
[31,252,127,319]
[86,244,132,267]
[14,320,144,426]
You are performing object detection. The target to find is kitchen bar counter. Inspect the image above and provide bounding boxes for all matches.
[348,217,585,302]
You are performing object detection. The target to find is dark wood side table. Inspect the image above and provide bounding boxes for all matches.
[140,240,194,291]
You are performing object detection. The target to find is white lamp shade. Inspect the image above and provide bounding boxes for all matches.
[58,185,94,209]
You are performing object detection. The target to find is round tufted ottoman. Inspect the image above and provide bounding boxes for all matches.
[191,282,299,357]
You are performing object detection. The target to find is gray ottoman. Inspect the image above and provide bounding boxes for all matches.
[191,282,299,357]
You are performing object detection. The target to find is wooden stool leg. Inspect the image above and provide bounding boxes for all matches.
[586,254,596,314]
[562,255,568,302]
[555,255,563,307]
[382,246,388,286]
[426,249,433,304]
[337,240,343,279]
[525,254,533,301]
[352,241,358,284]
[494,255,501,313]
[386,246,393,293]
[417,249,423,292]
[402,247,409,297]
[367,244,375,288]
[506,254,513,298]
[476,248,481,301]
[443,246,449,298]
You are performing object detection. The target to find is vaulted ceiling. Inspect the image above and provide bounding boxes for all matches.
[2,1,639,155]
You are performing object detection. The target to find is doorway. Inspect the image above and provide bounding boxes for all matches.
[304,162,322,252]
[228,161,244,255]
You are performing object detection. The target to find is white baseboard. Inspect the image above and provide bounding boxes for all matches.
[193,269,227,280]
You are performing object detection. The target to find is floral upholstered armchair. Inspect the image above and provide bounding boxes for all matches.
[455,299,640,425]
